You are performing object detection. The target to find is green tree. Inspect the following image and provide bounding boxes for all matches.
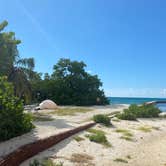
[0,20,35,103]
[50,58,109,105]
[0,77,34,141]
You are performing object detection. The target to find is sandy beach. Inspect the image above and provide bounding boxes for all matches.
[1,105,166,166]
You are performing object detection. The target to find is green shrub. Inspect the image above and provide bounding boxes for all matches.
[116,109,137,120]
[29,159,63,166]
[73,136,85,142]
[87,132,111,147]
[0,77,34,141]
[117,104,161,120]
[93,114,111,126]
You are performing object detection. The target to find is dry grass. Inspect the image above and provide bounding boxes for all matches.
[32,113,54,122]
[120,135,134,141]
[70,153,94,165]
[115,128,134,141]
[115,129,133,136]
[49,108,93,116]
[137,126,152,132]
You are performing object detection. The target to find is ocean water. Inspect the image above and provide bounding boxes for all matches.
[108,97,166,112]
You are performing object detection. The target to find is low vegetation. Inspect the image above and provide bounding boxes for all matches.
[49,108,93,116]
[114,158,128,163]
[86,128,111,147]
[93,114,111,126]
[120,135,133,141]
[0,77,34,141]
[29,159,63,166]
[117,104,161,120]
[112,117,121,122]
[73,136,85,142]
[87,128,105,135]
[32,113,54,122]
[126,155,132,159]
[115,129,134,141]
[137,126,152,132]
[70,153,94,165]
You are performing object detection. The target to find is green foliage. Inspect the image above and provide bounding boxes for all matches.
[93,114,111,126]
[116,108,137,120]
[0,77,33,141]
[32,59,109,106]
[73,136,85,142]
[0,20,35,103]
[117,104,161,120]
[87,132,111,147]
[29,159,63,166]
[87,128,105,135]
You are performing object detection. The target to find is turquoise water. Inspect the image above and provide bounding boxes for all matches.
[108,97,166,112]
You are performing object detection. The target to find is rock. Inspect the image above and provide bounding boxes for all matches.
[37,100,58,110]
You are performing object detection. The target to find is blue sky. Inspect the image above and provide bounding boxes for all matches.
[1,0,166,98]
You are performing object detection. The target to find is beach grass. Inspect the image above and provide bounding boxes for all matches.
[73,136,85,142]
[137,126,152,132]
[87,128,106,135]
[49,108,93,116]
[114,158,128,163]
[115,129,133,136]
[32,113,54,122]
[120,135,134,141]
[115,128,134,141]
[86,128,112,147]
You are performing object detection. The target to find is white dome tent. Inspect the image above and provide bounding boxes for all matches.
[37,100,58,110]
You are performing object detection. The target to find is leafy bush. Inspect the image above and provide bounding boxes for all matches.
[29,159,63,166]
[116,109,137,120]
[117,104,161,120]
[93,114,111,126]
[88,132,111,147]
[0,77,34,141]
[89,133,107,143]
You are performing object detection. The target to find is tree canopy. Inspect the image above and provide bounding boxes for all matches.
[0,20,109,106]
[32,59,109,105]
[0,20,35,103]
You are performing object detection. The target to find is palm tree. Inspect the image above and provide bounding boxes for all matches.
[0,20,35,103]
[8,57,35,103]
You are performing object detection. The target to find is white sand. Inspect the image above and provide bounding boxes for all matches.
[1,105,166,166]
[21,118,166,166]
[0,105,126,159]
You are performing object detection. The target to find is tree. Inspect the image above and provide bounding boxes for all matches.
[0,20,35,103]
[50,58,109,105]
[0,77,33,141]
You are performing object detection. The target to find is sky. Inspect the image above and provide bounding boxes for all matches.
[0,0,166,98]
